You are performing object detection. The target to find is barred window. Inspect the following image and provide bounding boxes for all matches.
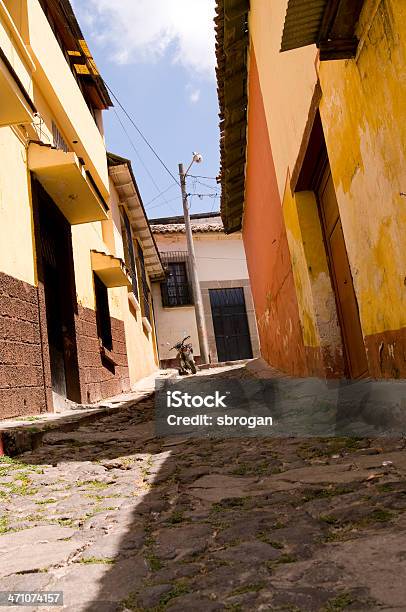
[94,274,112,351]
[137,242,151,323]
[121,209,139,301]
[160,252,193,308]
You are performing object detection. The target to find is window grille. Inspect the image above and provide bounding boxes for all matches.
[137,243,151,323]
[94,274,112,351]
[160,251,193,307]
[121,209,139,301]
[52,121,68,153]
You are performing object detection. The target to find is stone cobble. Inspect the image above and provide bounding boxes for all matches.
[0,364,405,611]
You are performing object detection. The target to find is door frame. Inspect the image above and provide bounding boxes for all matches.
[32,178,81,404]
[209,287,253,363]
[312,154,368,379]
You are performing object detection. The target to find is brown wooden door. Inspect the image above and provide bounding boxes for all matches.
[318,167,368,378]
[36,182,81,402]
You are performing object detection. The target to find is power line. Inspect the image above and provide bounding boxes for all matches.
[113,110,163,196]
[112,109,178,216]
[196,179,219,192]
[146,194,181,211]
[145,183,177,207]
[187,193,219,198]
[189,175,219,181]
[105,82,179,186]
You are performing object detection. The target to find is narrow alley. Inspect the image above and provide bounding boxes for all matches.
[1,364,405,611]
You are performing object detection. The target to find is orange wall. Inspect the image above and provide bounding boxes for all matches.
[243,49,307,376]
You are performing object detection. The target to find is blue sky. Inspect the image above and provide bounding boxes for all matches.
[73,0,220,219]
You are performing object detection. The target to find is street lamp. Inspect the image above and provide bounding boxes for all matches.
[178,154,210,365]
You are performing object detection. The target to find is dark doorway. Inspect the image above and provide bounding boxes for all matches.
[209,288,253,362]
[34,181,81,402]
[316,164,369,379]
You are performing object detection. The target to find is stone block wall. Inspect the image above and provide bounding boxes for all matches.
[0,272,47,419]
[75,305,131,404]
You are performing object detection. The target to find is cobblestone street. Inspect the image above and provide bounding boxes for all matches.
[1,364,406,611]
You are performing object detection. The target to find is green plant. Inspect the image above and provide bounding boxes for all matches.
[323,592,355,611]
[77,557,115,565]
[0,516,8,534]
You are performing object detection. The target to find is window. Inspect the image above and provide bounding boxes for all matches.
[121,209,139,301]
[161,262,193,307]
[52,121,68,153]
[94,274,112,351]
[137,242,151,323]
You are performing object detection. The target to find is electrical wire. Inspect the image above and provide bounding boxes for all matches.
[145,183,178,207]
[113,109,179,216]
[187,193,219,198]
[146,194,182,211]
[196,179,219,192]
[105,82,179,186]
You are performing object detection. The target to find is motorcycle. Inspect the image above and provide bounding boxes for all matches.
[170,335,197,376]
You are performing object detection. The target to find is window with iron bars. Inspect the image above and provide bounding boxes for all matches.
[121,209,139,301]
[160,251,194,308]
[137,242,151,323]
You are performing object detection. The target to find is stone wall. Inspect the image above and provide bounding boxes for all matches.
[0,272,47,419]
[75,305,130,404]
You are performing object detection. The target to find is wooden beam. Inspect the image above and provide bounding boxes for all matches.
[319,37,359,60]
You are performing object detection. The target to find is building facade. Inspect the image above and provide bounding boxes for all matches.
[0,0,163,419]
[215,0,406,379]
[150,213,260,367]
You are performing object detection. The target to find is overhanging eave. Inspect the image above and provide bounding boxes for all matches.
[91,250,132,288]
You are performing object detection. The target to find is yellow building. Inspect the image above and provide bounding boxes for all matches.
[215,0,406,379]
[0,0,163,419]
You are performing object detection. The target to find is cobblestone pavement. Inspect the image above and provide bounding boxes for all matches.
[0,364,406,611]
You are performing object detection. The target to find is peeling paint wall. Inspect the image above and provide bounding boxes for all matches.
[319,0,406,377]
[244,0,405,378]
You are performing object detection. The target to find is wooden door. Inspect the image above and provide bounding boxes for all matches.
[318,167,368,378]
[209,288,253,362]
[37,185,81,401]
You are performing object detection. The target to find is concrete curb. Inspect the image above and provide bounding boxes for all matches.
[0,391,155,458]
[198,359,252,371]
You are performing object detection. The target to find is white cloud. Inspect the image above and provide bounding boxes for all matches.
[186,85,201,104]
[76,0,216,78]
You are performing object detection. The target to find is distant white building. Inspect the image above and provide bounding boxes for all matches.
[150,212,260,367]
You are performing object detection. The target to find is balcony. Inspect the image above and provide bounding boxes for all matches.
[0,1,36,126]
[91,250,132,288]
[29,143,109,225]
[25,0,110,200]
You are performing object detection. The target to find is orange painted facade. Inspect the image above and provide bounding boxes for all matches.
[243,51,308,376]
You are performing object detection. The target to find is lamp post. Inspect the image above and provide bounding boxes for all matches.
[179,154,210,364]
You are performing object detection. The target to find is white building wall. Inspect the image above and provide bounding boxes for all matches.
[152,230,257,362]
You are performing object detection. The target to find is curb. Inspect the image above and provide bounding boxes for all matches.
[0,391,155,458]
[198,359,252,371]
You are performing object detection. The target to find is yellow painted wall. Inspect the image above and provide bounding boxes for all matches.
[106,181,159,384]
[0,3,34,94]
[282,181,319,349]
[249,0,406,365]
[319,0,406,337]
[0,127,36,286]
[72,181,159,386]
[26,0,109,199]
